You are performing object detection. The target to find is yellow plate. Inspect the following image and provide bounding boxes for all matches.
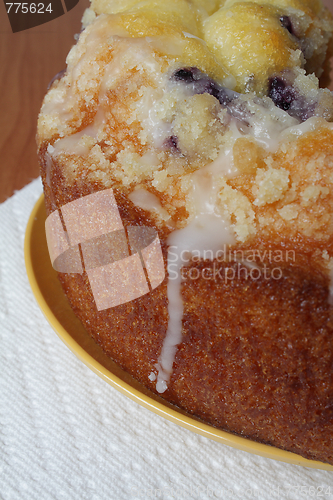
[24,194,333,471]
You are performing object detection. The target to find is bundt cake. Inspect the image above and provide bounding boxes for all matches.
[37,0,333,464]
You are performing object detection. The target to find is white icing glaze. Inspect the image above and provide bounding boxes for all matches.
[281,116,333,141]
[151,98,313,392]
[52,126,97,157]
[235,97,299,152]
[148,372,157,382]
[128,188,171,221]
[146,35,186,57]
[154,160,236,393]
[144,99,174,149]
[182,31,202,41]
[208,120,242,177]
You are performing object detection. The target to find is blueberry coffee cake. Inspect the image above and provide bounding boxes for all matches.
[37,0,333,464]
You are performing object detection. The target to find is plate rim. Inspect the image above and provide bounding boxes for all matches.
[24,194,333,471]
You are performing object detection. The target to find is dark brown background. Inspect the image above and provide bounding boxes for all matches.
[0,0,332,203]
[0,0,89,202]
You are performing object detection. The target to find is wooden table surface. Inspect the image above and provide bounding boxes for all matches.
[0,0,89,203]
[1,0,333,203]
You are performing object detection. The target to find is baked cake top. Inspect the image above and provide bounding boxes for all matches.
[37,0,333,260]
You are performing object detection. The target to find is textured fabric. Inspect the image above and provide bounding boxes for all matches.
[0,178,333,500]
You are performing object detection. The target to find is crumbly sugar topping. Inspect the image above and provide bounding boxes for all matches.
[38,0,333,251]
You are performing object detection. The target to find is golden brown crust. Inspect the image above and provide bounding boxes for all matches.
[61,262,333,465]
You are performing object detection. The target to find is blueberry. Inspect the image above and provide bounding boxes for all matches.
[218,87,240,107]
[165,135,179,151]
[268,76,317,122]
[280,15,294,36]
[172,67,239,107]
[195,78,221,100]
[173,67,316,124]
[173,67,200,82]
[289,99,316,122]
[268,77,296,111]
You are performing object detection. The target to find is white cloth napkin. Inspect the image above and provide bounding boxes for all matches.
[1,178,333,500]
